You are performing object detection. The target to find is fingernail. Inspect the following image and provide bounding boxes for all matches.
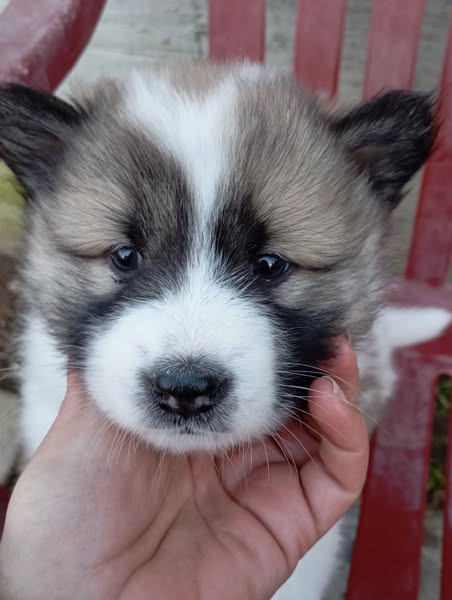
[322,376,340,396]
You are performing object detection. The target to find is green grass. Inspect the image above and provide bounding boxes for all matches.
[428,376,451,509]
[0,162,25,252]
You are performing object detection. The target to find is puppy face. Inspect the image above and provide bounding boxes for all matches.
[0,63,435,452]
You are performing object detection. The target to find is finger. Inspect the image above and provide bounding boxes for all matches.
[308,336,362,448]
[270,336,361,463]
[223,337,362,482]
[55,370,90,420]
[31,370,115,462]
[321,335,360,404]
[50,371,101,434]
[299,369,369,537]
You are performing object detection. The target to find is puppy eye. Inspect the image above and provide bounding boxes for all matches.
[253,255,290,282]
[110,246,141,272]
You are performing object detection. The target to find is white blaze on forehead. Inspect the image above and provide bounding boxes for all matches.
[126,70,238,224]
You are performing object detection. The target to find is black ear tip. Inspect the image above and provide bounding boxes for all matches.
[0,82,86,199]
[0,82,47,105]
[373,89,437,136]
[408,90,438,157]
[0,82,30,110]
[0,82,30,93]
[0,82,83,124]
[371,89,435,122]
[331,89,436,140]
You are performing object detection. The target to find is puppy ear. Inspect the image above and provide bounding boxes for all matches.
[0,84,85,199]
[331,91,437,208]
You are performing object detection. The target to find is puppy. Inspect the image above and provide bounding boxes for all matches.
[0,62,447,599]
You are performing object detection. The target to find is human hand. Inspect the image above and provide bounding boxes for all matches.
[0,337,368,600]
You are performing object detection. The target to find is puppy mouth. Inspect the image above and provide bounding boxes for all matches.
[148,414,233,435]
[177,428,197,435]
[172,424,207,435]
[131,415,239,453]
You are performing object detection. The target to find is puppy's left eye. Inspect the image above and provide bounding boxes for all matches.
[253,255,290,282]
[110,246,142,272]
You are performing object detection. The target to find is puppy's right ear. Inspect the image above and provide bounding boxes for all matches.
[0,84,85,199]
[330,91,436,209]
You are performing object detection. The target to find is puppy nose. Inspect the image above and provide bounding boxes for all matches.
[155,368,223,418]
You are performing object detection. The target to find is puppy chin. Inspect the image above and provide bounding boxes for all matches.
[131,427,240,454]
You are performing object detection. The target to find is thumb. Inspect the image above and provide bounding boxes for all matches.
[32,370,107,459]
[55,370,90,424]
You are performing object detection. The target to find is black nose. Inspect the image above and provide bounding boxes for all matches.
[154,367,224,418]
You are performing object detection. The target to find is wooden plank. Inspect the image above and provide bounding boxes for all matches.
[363,0,426,99]
[442,378,452,599]
[406,17,452,285]
[0,0,106,91]
[293,0,347,99]
[209,0,266,63]
[346,354,438,599]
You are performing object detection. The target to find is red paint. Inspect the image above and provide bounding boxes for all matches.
[363,0,426,99]
[347,279,452,599]
[209,0,265,63]
[0,0,106,91]
[406,19,452,285]
[0,485,9,539]
[293,0,347,99]
[442,381,452,599]
[347,357,444,599]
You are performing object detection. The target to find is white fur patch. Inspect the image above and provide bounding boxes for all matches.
[358,306,452,430]
[377,306,451,349]
[19,316,67,458]
[126,71,237,226]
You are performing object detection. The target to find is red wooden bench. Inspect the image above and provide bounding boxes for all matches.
[211,1,452,598]
[0,0,106,90]
[0,1,451,597]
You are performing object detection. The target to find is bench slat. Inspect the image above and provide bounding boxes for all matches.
[442,381,452,599]
[346,354,438,599]
[209,0,266,63]
[363,0,425,99]
[406,18,452,285]
[0,0,106,91]
[293,0,347,98]
[0,485,9,539]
